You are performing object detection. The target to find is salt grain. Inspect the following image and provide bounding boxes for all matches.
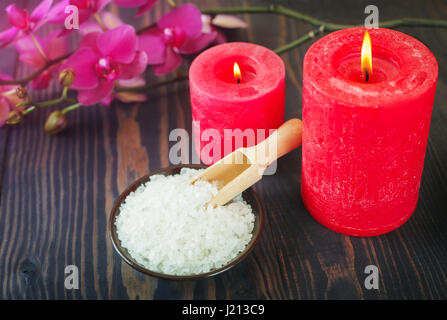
[115,168,255,275]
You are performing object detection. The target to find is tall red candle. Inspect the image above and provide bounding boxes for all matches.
[189,42,285,165]
[302,27,438,236]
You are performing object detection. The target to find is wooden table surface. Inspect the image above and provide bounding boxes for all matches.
[0,0,446,300]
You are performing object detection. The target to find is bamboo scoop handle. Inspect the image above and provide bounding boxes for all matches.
[246,118,303,168]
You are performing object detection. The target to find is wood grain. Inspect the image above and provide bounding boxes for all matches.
[0,0,446,299]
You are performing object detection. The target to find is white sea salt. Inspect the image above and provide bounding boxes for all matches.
[114,168,255,275]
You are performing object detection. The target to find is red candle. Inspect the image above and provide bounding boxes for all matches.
[302,27,438,236]
[189,42,285,165]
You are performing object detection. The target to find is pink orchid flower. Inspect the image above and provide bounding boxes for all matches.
[15,31,68,90]
[60,24,148,106]
[0,0,54,49]
[47,0,111,27]
[113,0,158,17]
[0,73,23,126]
[138,4,216,75]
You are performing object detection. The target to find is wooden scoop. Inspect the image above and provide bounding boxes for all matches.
[191,118,303,208]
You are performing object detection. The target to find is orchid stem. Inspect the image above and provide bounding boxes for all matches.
[274,25,325,54]
[61,103,81,115]
[25,86,74,108]
[115,74,189,93]
[136,22,157,34]
[1,5,446,91]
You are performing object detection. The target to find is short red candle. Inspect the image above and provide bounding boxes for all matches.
[189,42,285,164]
[302,27,438,236]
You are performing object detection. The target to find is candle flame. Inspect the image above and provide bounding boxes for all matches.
[361,30,372,81]
[233,62,241,83]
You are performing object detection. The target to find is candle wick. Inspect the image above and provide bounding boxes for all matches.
[364,68,369,82]
[237,78,241,84]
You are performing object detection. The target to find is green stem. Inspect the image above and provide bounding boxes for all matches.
[29,86,74,108]
[167,0,176,8]
[378,17,447,28]
[62,86,68,99]
[61,103,81,115]
[117,26,323,93]
[136,22,157,34]
[2,5,445,95]
[93,13,107,31]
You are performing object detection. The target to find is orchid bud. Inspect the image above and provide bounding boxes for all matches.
[44,111,67,135]
[58,68,75,87]
[6,4,29,30]
[6,110,23,125]
[16,86,28,99]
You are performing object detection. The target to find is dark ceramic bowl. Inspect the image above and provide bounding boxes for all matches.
[109,164,264,280]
